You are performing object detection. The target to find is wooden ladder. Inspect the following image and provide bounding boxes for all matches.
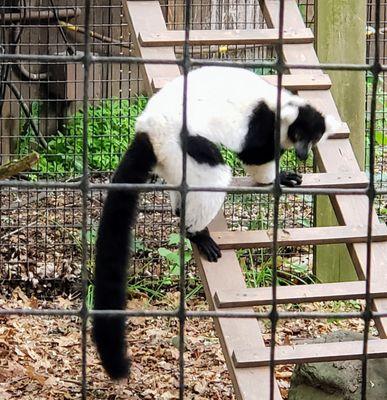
[122,1,387,399]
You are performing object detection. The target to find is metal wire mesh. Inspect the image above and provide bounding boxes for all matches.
[0,0,316,293]
[0,0,384,399]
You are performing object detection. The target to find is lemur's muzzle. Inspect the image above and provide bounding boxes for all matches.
[295,142,311,161]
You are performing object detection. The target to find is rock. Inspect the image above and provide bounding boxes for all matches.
[289,331,387,400]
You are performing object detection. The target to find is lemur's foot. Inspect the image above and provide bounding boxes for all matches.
[279,171,302,187]
[187,228,221,262]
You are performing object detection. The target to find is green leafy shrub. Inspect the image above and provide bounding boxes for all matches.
[366,73,387,148]
[18,97,147,179]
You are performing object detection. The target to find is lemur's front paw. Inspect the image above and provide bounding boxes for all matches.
[187,228,221,262]
[279,171,302,187]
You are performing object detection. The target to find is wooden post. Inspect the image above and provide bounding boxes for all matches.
[0,85,15,164]
[315,0,366,282]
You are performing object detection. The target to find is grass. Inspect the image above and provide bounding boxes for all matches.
[237,248,317,288]
[128,233,203,302]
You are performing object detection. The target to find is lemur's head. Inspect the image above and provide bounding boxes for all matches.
[281,101,338,161]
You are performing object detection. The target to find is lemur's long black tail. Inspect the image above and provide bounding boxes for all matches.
[93,132,156,379]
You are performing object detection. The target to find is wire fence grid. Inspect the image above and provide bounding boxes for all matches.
[0,0,316,290]
[0,0,385,399]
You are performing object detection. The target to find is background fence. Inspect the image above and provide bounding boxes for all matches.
[0,1,385,399]
[1,1,385,292]
[0,0,316,290]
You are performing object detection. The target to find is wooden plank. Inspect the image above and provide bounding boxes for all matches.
[195,213,283,400]
[123,1,180,95]
[139,28,315,47]
[260,0,387,337]
[211,224,387,250]
[232,172,368,189]
[327,122,350,139]
[152,73,331,92]
[263,74,331,90]
[215,281,387,308]
[317,0,366,168]
[233,339,387,367]
[315,0,366,283]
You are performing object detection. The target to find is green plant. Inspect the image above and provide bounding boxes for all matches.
[158,233,193,278]
[327,299,362,324]
[86,283,95,309]
[366,73,387,147]
[253,62,277,77]
[18,101,43,155]
[18,97,147,179]
[298,3,307,20]
[237,249,317,288]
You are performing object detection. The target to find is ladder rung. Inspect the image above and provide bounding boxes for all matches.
[211,225,387,250]
[232,339,387,367]
[152,73,331,92]
[215,281,387,308]
[232,172,368,189]
[327,122,350,139]
[263,74,331,90]
[139,28,315,47]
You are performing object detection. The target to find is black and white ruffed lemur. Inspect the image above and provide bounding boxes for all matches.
[92,66,337,379]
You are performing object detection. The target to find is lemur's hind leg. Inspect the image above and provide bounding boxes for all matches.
[185,190,227,262]
[170,187,225,260]
[187,227,221,262]
[159,140,232,262]
[184,161,232,262]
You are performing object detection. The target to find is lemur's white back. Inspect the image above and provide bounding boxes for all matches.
[135,67,299,153]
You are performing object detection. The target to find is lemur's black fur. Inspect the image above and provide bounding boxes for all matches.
[187,135,225,166]
[93,132,156,379]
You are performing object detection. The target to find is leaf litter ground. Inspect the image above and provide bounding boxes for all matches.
[1,287,374,400]
[0,173,381,399]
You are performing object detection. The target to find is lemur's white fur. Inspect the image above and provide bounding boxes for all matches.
[136,66,333,233]
[244,161,276,185]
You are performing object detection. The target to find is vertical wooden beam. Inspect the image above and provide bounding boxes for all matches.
[0,86,17,164]
[315,0,367,282]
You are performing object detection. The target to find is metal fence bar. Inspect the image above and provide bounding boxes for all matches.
[80,0,92,398]
[0,1,384,398]
[1,50,387,71]
[270,0,285,397]
[362,0,381,398]
[178,0,192,397]
[0,179,375,195]
[3,307,387,320]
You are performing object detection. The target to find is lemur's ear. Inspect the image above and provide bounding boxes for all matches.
[321,115,341,142]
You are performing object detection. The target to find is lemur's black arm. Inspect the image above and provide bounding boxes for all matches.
[279,171,302,187]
